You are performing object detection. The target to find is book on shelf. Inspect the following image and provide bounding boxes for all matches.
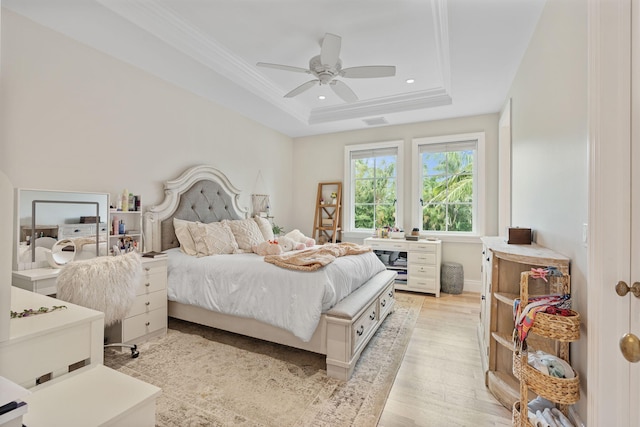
[142,251,168,259]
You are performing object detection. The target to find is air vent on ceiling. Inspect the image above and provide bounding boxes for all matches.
[363,117,388,126]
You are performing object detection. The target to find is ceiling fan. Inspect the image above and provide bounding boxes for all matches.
[257,33,396,103]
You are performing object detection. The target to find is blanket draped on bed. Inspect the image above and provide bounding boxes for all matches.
[264,242,372,271]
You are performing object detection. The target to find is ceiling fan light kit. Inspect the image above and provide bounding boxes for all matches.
[257,33,396,103]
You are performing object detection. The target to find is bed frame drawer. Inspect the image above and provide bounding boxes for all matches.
[351,301,378,352]
[378,283,395,319]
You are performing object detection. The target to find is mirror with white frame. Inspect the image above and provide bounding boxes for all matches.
[14,189,109,271]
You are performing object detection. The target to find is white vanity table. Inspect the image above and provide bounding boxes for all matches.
[11,268,60,296]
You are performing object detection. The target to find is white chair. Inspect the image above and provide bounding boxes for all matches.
[56,252,142,358]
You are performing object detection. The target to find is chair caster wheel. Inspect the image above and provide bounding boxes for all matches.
[131,345,139,358]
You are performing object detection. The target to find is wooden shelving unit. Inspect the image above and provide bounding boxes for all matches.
[312,182,342,244]
[478,236,571,410]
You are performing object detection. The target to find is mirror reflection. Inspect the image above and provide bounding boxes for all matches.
[15,189,109,270]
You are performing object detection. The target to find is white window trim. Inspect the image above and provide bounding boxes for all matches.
[411,132,485,238]
[343,140,404,238]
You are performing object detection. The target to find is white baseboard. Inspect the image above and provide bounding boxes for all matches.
[463,279,481,293]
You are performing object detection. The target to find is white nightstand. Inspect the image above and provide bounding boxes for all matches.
[105,257,168,347]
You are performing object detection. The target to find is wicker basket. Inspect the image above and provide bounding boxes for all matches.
[530,310,581,341]
[512,401,534,427]
[513,352,580,404]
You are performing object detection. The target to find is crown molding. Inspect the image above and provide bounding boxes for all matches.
[97,0,451,126]
[97,0,310,123]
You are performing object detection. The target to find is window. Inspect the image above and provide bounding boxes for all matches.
[412,133,485,236]
[344,141,404,234]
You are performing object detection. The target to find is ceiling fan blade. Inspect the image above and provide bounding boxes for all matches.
[284,80,319,98]
[341,65,397,78]
[256,62,310,74]
[330,80,358,103]
[320,33,341,67]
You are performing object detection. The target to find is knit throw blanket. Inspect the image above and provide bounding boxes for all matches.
[264,242,372,271]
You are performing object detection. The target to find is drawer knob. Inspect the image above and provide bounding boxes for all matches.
[381,299,386,307]
[144,267,151,271]
[356,325,364,336]
[145,322,150,326]
[369,311,376,320]
[388,291,393,298]
[145,282,150,287]
[145,301,150,306]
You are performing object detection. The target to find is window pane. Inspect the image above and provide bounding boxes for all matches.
[355,205,374,229]
[375,178,396,204]
[375,204,396,228]
[422,152,446,176]
[447,203,473,232]
[422,204,446,231]
[374,155,396,177]
[422,175,446,202]
[448,173,473,203]
[355,179,374,204]
[354,158,374,179]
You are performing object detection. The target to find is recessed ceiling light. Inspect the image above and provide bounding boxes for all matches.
[318,95,326,100]
[406,79,415,84]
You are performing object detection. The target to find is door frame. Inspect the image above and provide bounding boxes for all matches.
[587,0,632,424]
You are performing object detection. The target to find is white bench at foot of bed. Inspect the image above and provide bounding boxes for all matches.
[325,269,396,380]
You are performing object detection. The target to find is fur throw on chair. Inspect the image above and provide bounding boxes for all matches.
[56,252,142,326]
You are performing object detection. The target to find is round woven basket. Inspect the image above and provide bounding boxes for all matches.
[530,310,581,341]
[441,262,464,294]
[512,353,580,405]
[512,401,534,427]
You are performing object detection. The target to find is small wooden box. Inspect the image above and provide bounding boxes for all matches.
[508,227,532,244]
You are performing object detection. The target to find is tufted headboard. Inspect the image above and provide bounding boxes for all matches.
[144,165,248,252]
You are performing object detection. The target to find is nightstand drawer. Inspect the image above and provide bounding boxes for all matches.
[408,252,436,265]
[122,308,167,342]
[128,290,167,318]
[136,270,166,295]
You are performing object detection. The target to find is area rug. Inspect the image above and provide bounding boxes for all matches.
[104,292,422,427]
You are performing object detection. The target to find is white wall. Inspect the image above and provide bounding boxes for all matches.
[0,9,293,224]
[292,114,500,287]
[506,0,588,419]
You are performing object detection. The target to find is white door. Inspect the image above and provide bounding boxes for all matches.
[588,0,640,425]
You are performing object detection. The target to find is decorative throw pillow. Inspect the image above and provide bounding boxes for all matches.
[253,215,274,241]
[225,218,265,253]
[187,221,238,257]
[173,217,197,256]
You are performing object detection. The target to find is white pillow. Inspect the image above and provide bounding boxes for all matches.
[225,218,265,252]
[173,218,198,256]
[253,216,274,241]
[187,221,238,257]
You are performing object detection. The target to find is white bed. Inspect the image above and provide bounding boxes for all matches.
[144,165,397,380]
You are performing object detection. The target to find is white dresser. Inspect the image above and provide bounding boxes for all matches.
[106,257,168,346]
[364,237,442,297]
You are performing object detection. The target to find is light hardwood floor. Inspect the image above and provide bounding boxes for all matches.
[379,291,512,426]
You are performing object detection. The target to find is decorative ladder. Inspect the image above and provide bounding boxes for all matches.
[312,182,342,244]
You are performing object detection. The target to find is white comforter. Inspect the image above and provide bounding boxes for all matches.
[166,247,386,342]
